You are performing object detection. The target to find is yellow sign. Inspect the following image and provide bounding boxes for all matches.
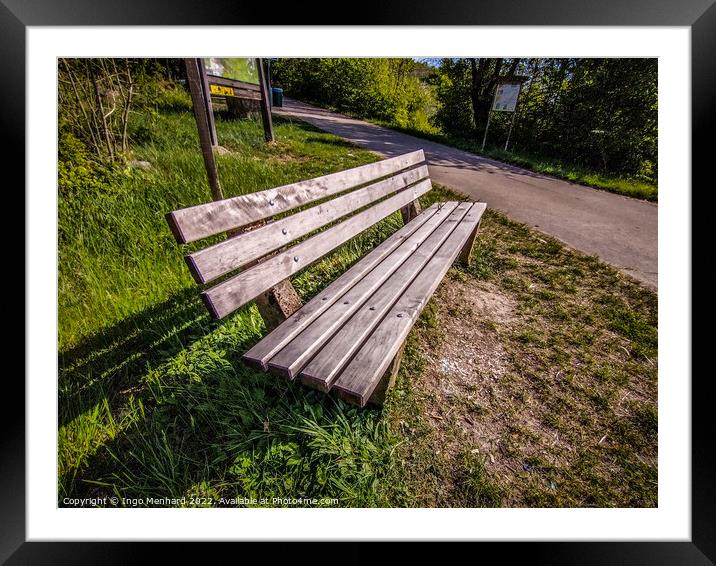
[209,84,235,97]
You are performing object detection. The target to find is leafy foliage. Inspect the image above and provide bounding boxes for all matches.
[433,58,658,183]
[58,58,188,163]
[273,58,437,132]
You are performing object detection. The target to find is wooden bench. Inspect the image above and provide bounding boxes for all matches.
[166,150,487,407]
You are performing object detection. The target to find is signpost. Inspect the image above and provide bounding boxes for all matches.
[196,60,218,147]
[492,81,521,112]
[185,57,276,202]
[256,58,275,143]
[481,79,525,152]
[184,58,222,200]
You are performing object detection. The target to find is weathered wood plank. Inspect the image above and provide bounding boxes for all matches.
[242,203,443,370]
[202,178,434,319]
[186,165,430,284]
[165,150,425,244]
[266,203,461,378]
[298,202,472,391]
[459,211,483,265]
[206,75,261,92]
[332,202,487,407]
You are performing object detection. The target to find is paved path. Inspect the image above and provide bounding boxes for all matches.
[276,99,658,288]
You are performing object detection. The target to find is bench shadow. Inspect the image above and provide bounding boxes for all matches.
[59,287,216,428]
[58,282,363,503]
[58,320,345,503]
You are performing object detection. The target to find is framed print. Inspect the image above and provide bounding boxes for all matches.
[7,0,712,563]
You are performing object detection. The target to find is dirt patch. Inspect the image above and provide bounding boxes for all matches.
[412,277,548,503]
[214,145,233,156]
[407,265,657,507]
[422,277,515,396]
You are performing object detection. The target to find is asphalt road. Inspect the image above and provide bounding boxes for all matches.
[276,99,658,288]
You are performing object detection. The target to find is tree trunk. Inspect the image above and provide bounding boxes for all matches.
[470,58,504,140]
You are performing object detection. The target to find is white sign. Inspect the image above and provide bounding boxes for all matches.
[492,82,521,112]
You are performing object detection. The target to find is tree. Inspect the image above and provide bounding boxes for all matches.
[273,58,436,131]
[433,57,657,181]
[58,58,172,163]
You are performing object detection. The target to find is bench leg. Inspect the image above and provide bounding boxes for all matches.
[254,279,302,332]
[367,342,407,407]
[231,218,302,332]
[400,199,422,224]
[458,217,482,265]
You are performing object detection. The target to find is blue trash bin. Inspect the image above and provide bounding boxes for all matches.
[271,87,284,107]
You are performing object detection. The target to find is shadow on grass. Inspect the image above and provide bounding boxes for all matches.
[60,324,383,505]
[59,288,215,428]
[59,287,389,506]
[302,135,357,148]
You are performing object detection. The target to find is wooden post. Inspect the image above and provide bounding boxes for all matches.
[458,217,483,265]
[235,220,302,332]
[254,279,302,332]
[185,58,223,201]
[368,343,407,406]
[400,200,422,224]
[265,59,272,109]
[256,58,275,143]
[196,58,218,147]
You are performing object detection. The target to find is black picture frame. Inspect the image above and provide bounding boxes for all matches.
[7,1,710,563]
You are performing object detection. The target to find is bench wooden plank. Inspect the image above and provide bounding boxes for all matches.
[298,202,473,391]
[202,178,434,319]
[331,202,487,407]
[166,150,425,244]
[266,202,461,378]
[186,165,430,284]
[242,203,443,370]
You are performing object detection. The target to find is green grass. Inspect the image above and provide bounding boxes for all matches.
[58,104,657,507]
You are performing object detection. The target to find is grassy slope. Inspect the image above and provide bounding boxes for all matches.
[59,107,657,507]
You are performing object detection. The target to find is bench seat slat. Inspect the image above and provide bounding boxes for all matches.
[332,202,487,406]
[265,202,461,378]
[241,203,442,370]
[166,150,425,244]
[297,202,472,390]
[202,178,433,319]
[187,165,430,284]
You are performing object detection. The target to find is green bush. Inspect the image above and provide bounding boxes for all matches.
[273,58,437,133]
[58,130,119,197]
[156,82,192,112]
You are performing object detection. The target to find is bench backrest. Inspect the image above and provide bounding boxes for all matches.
[166,150,431,319]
